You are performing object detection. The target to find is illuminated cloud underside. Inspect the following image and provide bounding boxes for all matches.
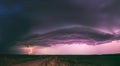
[16,40,120,55]
[12,26,120,55]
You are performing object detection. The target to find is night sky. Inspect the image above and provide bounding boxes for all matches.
[0,0,120,54]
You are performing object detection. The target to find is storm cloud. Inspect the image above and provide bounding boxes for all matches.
[1,0,120,53]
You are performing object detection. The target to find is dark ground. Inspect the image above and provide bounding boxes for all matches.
[0,54,120,66]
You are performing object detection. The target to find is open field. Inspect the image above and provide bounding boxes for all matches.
[0,54,120,66]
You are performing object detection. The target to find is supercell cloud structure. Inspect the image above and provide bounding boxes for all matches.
[15,26,115,46]
[12,26,120,55]
[0,0,120,54]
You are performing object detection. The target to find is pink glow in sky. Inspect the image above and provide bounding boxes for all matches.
[16,40,120,55]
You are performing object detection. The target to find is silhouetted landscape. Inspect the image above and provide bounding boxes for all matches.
[0,54,120,66]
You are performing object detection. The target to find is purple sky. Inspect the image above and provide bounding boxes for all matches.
[1,0,120,54]
[14,40,120,55]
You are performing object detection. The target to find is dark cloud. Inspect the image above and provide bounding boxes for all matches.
[0,4,32,52]
[1,0,120,53]
[15,26,115,47]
